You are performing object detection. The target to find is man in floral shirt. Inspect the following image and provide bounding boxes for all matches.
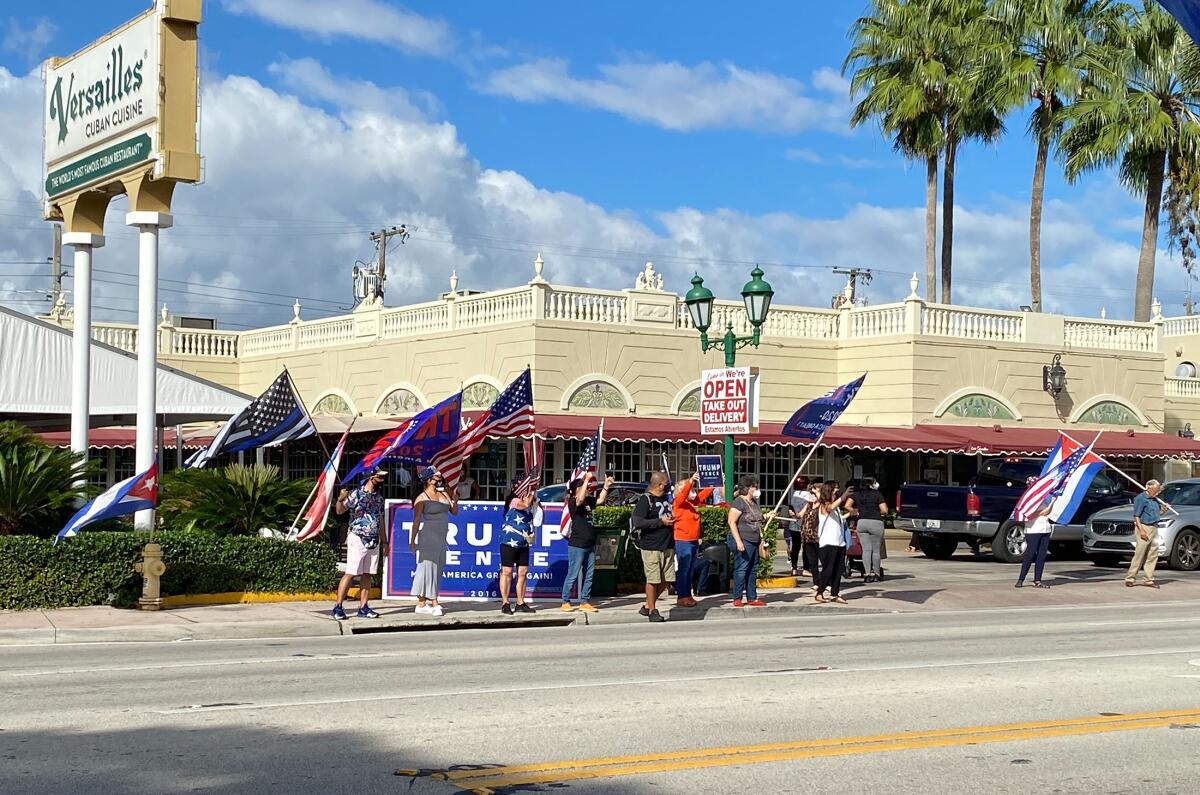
[330,468,387,620]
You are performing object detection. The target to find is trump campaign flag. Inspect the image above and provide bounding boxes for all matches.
[341,391,463,484]
[1159,0,1200,45]
[782,375,866,440]
[293,424,353,542]
[56,464,158,543]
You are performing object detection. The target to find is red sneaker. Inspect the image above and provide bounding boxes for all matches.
[732,599,744,607]
[748,599,767,607]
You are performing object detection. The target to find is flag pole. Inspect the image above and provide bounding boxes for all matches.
[290,414,357,536]
[767,432,826,519]
[1060,430,1178,515]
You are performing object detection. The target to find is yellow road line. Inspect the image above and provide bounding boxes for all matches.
[425,708,1200,793]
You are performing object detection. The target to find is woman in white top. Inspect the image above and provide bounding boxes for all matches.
[1016,500,1053,588]
[814,483,851,604]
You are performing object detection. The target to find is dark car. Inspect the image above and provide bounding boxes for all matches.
[535,481,647,507]
[896,457,1135,562]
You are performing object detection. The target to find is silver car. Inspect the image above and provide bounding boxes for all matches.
[1083,479,1200,571]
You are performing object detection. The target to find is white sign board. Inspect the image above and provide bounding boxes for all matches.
[700,367,760,435]
[43,11,160,198]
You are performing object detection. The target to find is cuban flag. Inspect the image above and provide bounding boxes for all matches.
[782,374,866,440]
[56,464,158,543]
[1012,435,1102,524]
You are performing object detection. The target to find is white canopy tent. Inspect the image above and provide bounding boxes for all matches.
[0,306,251,429]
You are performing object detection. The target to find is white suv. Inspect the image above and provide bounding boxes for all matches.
[1083,479,1200,571]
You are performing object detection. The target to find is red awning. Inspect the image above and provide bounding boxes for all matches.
[532,415,972,453]
[38,428,212,450]
[922,424,1200,460]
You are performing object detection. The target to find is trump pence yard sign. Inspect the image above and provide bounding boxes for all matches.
[700,367,760,435]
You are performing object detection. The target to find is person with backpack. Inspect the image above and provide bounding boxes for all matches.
[632,472,676,622]
[560,471,613,613]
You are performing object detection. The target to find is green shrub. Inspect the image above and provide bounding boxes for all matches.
[0,531,338,610]
[593,504,779,582]
[158,464,314,537]
[0,420,98,538]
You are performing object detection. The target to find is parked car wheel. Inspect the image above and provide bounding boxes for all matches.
[992,520,1026,564]
[1090,554,1125,567]
[1169,528,1200,571]
[919,536,958,560]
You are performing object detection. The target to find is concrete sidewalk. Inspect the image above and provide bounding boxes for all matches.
[2,555,1195,644]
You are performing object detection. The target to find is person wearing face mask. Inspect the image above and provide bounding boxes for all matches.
[410,466,459,617]
[727,475,767,607]
[498,488,539,614]
[673,471,715,607]
[330,468,388,621]
[632,471,677,622]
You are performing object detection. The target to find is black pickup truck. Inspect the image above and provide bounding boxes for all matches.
[894,457,1133,562]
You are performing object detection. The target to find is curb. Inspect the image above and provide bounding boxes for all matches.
[162,588,380,608]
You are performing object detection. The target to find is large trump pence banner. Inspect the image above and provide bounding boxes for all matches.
[383,500,570,600]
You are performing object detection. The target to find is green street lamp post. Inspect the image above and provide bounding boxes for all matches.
[683,266,775,494]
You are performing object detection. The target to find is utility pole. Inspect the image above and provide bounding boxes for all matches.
[832,266,873,306]
[367,225,409,302]
[49,223,63,307]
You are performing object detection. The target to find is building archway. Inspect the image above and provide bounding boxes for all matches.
[671,381,702,415]
[312,389,356,416]
[1070,395,1147,427]
[560,374,635,412]
[374,383,428,416]
[933,387,1022,421]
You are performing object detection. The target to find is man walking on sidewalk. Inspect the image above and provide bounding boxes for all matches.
[673,471,714,607]
[1126,480,1163,589]
[633,472,675,622]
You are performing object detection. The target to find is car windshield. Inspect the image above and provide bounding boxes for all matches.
[1157,482,1200,506]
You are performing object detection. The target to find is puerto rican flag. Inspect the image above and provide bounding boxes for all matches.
[56,464,158,543]
[293,425,353,542]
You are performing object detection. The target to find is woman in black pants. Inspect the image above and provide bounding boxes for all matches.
[814,483,850,604]
[786,476,813,576]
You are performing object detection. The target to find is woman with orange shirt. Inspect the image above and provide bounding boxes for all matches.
[673,471,714,607]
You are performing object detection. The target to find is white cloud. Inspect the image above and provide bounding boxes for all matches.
[222,0,453,58]
[267,56,439,119]
[481,57,852,134]
[784,148,887,169]
[0,64,1171,329]
[2,18,54,65]
[785,148,824,163]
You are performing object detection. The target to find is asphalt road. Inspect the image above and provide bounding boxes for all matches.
[4,594,1200,794]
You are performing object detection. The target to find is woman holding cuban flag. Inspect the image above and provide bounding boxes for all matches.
[1015,486,1054,589]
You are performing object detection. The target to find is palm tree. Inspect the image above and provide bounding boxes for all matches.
[987,0,1123,312]
[845,0,950,302]
[1060,1,1200,321]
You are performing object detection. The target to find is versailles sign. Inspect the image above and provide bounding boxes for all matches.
[42,0,200,205]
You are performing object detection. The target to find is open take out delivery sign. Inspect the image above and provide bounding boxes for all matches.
[699,366,760,435]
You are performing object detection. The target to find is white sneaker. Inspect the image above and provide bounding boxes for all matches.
[430,605,445,617]
[415,604,433,614]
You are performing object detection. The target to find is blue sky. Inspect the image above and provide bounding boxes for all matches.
[0,1,1176,326]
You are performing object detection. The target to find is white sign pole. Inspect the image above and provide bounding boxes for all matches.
[63,232,104,486]
[129,211,172,530]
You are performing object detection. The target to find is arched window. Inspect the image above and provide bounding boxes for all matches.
[463,382,500,409]
[1079,400,1139,426]
[1176,361,1197,379]
[678,389,701,415]
[568,381,628,410]
[942,394,1016,421]
[312,394,351,416]
[378,389,422,416]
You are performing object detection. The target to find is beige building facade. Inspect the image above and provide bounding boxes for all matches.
[46,260,1200,498]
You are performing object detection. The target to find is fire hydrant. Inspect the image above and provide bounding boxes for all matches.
[134,541,167,611]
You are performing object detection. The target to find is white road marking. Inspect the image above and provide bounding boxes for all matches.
[0,651,391,678]
[1087,617,1200,627]
[152,646,1200,715]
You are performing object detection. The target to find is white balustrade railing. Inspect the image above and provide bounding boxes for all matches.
[849,304,906,338]
[92,324,138,353]
[171,328,239,357]
[922,305,1024,341]
[381,302,449,338]
[544,288,627,324]
[1064,319,1157,352]
[297,317,354,349]
[240,326,293,357]
[457,287,534,328]
[1163,316,1200,337]
[1165,377,1200,398]
[763,307,839,339]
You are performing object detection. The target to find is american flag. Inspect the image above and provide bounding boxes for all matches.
[431,369,535,489]
[1013,439,1097,523]
[560,423,602,537]
[514,437,545,499]
[187,371,315,468]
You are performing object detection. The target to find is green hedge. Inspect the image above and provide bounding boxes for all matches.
[0,531,338,610]
[593,505,779,582]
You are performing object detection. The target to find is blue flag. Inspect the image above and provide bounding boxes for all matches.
[781,375,866,440]
[1159,1,1200,45]
[341,391,463,483]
